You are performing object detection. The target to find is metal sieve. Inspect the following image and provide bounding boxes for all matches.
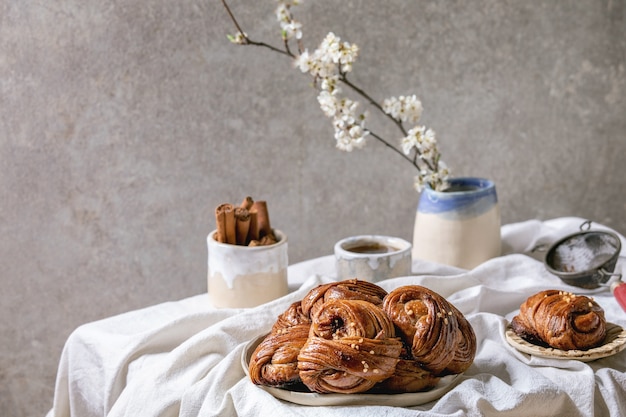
[545,228,621,289]
[542,221,626,313]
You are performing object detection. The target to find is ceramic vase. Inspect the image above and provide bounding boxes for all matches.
[412,177,501,269]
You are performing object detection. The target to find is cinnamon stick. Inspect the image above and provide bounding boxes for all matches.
[249,234,277,247]
[247,210,259,242]
[260,234,277,245]
[215,203,236,244]
[252,200,271,238]
[215,205,227,243]
[240,196,254,210]
[214,196,276,246]
[235,207,251,245]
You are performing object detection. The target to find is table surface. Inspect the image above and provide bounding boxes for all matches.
[47,217,626,417]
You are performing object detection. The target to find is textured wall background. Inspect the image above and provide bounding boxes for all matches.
[1,1,624,415]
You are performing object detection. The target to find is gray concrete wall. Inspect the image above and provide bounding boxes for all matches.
[1,1,624,415]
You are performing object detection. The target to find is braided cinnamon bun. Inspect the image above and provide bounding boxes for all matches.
[270,301,311,334]
[297,299,403,394]
[376,358,440,393]
[445,307,477,375]
[248,302,311,387]
[300,279,388,319]
[383,285,476,376]
[511,290,606,350]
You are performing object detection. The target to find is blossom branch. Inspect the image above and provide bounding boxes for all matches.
[221,0,449,191]
[221,0,293,57]
[367,131,414,165]
[339,73,408,137]
[340,75,437,172]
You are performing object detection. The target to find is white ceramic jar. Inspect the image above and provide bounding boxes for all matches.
[207,229,288,308]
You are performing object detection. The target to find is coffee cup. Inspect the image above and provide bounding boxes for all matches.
[334,235,412,282]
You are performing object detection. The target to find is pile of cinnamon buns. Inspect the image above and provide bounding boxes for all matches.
[248,279,476,394]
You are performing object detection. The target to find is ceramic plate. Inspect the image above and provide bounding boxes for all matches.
[505,322,626,362]
[241,334,462,407]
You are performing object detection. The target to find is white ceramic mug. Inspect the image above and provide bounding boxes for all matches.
[334,235,412,282]
[207,229,288,308]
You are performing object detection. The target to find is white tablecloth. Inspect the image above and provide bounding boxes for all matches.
[47,217,626,417]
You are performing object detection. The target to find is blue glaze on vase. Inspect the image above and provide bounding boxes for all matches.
[417,178,498,220]
[412,177,501,269]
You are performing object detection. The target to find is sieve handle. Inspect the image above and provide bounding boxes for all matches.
[611,282,626,313]
[599,268,622,280]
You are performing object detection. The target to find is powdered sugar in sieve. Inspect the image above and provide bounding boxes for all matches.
[550,233,619,273]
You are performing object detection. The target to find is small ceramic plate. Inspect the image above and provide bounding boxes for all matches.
[241,334,462,407]
[505,322,626,362]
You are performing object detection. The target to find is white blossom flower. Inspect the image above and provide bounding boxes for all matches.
[319,32,341,63]
[294,49,312,73]
[437,160,450,183]
[423,127,436,147]
[414,171,437,193]
[339,97,360,119]
[334,122,368,151]
[275,2,303,40]
[401,126,425,155]
[383,95,423,123]
[329,98,369,151]
[294,32,359,87]
[403,95,423,123]
[276,4,290,22]
[383,97,401,120]
[401,126,438,159]
[337,41,358,73]
[317,90,339,117]
[418,128,437,161]
[413,171,428,192]
[294,48,335,79]
[314,33,358,72]
[281,20,303,40]
[413,161,450,192]
[317,61,336,79]
[320,75,340,93]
